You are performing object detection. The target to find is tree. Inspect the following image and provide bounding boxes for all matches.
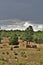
[0,35,1,43]
[0,31,1,43]
[9,33,19,45]
[25,26,34,43]
[33,32,43,44]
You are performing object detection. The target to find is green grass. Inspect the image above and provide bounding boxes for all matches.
[0,61,4,65]
[16,62,26,65]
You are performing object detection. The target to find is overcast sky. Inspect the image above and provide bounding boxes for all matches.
[0,0,43,30]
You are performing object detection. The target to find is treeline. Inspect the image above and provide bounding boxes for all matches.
[0,26,43,44]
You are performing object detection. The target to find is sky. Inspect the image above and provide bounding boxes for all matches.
[0,0,43,31]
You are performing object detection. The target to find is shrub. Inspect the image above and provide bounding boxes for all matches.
[32,45,37,48]
[2,52,5,55]
[20,51,27,58]
[0,47,3,48]
[15,57,18,59]
[10,47,13,51]
[26,45,31,48]
[14,51,18,55]
[1,58,8,62]
[16,62,26,65]
[20,51,25,56]
[9,33,19,45]
[6,52,9,55]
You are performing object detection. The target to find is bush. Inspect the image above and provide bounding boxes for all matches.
[2,52,5,55]
[15,56,18,59]
[10,47,13,51]
[6,52,9,55]
[32,45,37,48]
[20,51,27,58]
[14,51,18,55]
[2,58,8,62]
[0,34,1,44]
[26,45,31,48]
[0,47,3,49]
[16,62,26,65]
[9,33,19,45]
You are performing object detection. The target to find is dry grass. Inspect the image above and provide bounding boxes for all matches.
[0,43,43,65]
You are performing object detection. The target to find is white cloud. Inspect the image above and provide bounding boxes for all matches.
[24,22,29,27]
[0,20,43,31]
[24,22,43,31]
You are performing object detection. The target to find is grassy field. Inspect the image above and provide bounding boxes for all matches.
[0,44,43,65]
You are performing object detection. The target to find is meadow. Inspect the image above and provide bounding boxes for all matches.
[0,26,43,65]
[0,44,43,65]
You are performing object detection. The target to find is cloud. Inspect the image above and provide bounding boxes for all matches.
[0,19,24,25]
[24,22,30,27]
[0,0,43,31]
[24,22,43,31]
[0,20,43,31]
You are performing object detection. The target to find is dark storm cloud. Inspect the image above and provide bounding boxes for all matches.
[0,0,43,24]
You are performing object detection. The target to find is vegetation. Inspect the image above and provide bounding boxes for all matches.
[10,47,13,50]
[14,51,18,55]
[0,26,43,65]
[9,33,19,45]
[0,62,4,65]
[33,31,43,43]
[16,62,26,65]
[0,26,43,44]
[0,30,1,43]
[0,47,43,65]
[25,26,34,43]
